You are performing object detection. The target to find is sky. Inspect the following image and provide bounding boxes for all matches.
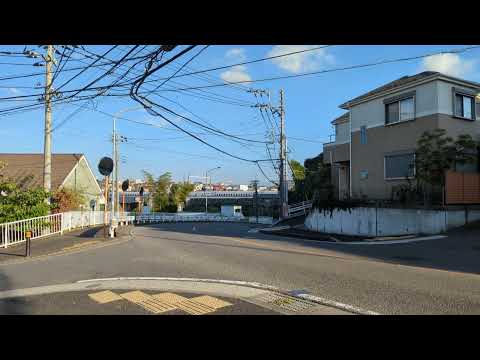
[1,45,479,186]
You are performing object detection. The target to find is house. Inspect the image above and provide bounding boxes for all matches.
[323,71,480,201]
[0,153,105,210]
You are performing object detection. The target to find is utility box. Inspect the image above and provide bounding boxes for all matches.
[221,205,243,217]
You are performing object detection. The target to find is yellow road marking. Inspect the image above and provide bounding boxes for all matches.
[88,290,123,304]
[120,291,178,314]
[152,292,188,304]
[175,299,216,315]
[135,298,178,314]
[120,290,151,303]
[88,290,233,315]
[191,295,232,309]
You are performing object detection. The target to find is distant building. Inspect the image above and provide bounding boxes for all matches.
[239,184,249,191]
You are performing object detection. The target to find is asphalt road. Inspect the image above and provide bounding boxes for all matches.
[1,222,480,314]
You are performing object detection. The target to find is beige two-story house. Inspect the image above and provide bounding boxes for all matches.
[323,71,480,201]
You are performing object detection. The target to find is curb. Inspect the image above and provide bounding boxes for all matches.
[259,228,446,245]
[0,235,132,266]
[76,277,379,315]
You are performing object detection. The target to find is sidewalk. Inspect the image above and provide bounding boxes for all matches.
[0,225,132,263]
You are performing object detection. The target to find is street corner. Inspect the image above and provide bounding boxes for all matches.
[0,289,281,315]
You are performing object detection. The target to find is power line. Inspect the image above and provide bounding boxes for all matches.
[145,45,333,82]
[147,45,210,93]
[148,45,480,91]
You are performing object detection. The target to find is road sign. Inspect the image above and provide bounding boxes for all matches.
[98,157,113,176]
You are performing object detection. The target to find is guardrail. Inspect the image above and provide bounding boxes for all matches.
[0,211,135,248]
[136,213,247,224]
[288,201,313,217]
[1,213,63,248]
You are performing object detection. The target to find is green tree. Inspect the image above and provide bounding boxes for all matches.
[303,153,332,201]
[0,161,51,222]
[0,182,51,223]
[288,159,306,203]
[415,129,477,204]
[289,159,305,181]
[142,170,195,212]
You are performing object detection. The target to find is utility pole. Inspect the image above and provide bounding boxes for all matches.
[111,118,117,223]
[279,89,288,219]
[249,87,288,219]
[251,180,259,223]
[43,45,54,200]
[111,107,141,223]
[205,167,221,214]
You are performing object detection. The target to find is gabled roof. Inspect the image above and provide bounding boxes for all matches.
[331,112,349,125]
[339,71,480,109]
[0,153,83,190]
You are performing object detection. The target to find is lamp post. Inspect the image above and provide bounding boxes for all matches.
[205,166,221,214]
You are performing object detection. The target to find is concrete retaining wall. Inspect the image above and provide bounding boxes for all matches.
[305,207,480,236]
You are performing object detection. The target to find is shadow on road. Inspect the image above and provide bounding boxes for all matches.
[0,272,32,314]
[137,222,480,276]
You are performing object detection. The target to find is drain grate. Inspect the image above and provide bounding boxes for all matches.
[251,292,317,313]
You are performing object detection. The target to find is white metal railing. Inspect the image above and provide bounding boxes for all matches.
[135,212,250,224]
[187,190,279,199]
[0,210,135,248]
[1,213,63,248]
[288,200,313,217]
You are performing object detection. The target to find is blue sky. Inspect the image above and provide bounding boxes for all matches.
[1,45,479,185]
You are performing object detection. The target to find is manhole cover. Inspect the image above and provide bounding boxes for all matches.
[250,292,317,313]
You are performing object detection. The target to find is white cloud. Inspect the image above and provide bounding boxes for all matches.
[220,48,251,83]
[221,65,251,83]
[267,45,334,74]
[1,87,22,97]
[225,48,247,62]
[420,53,475,78]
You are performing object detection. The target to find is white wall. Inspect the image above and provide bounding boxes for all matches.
[350,81,438,132]
[335,121,350,143]
[437,80,480,119]
[305,207,480,237]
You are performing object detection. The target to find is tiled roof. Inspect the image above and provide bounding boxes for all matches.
[340,71,480,108]
[0,153,83,190]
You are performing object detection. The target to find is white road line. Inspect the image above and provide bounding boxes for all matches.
[344,235,446,245]
[260,232,446,245]
[295,293,380,315]
[76,277,379,315]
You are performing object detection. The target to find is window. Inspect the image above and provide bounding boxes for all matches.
[360,126,367,144]
[385,153,415,179]
[385,97,415,124]
[454,92,475,120]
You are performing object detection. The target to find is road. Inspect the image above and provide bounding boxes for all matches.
[1,222,480,314]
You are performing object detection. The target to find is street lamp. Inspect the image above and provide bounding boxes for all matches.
[205,166,221,214]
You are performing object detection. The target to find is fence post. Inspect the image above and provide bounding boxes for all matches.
[60,213,64,235]
[5,224,9,248]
